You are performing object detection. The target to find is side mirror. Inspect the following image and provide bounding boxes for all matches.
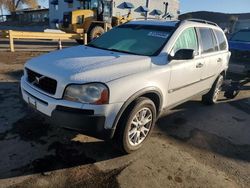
[170,49,195,60]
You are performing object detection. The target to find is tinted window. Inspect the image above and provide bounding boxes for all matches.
[173,28,198,55]
[214,30,227,50]
[199,28,217,54]
[211,30,219,51]
[231,30,250,42]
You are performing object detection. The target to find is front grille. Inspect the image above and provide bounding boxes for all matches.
[230,50,250,63]
[26,68,57,95]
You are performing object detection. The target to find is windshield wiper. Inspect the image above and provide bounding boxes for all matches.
[87,43,108,50]
[87,45,142,56]
[86,44,101,49]
[108,48,139,55]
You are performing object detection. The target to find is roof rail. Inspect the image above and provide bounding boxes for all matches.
[184,19,218,26]
[133,17,163,20]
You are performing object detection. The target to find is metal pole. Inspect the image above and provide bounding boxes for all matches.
[104,22,108,32]
[146,0,150,20]
[58,39,62,50]
[84,33,87,45]
[9,30,15,52]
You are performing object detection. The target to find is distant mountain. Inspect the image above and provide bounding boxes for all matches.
[179,11,250,24]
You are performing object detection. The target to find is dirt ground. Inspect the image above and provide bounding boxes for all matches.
[0,51,250,188]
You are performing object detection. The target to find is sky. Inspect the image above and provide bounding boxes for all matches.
[180,0,250,14]
[3,0,250,14]
[39,0,250,14]
[39,0,48,8]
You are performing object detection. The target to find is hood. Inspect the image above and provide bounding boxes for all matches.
[25,46,151,84]
[229,40,250,51]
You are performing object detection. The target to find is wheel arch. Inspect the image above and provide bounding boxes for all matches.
[110,87,163,138]
[220,70,227,78]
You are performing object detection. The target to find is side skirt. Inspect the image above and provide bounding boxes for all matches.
[158,89,210,118]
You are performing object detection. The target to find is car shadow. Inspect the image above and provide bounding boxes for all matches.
[0,81,124,180]
[156,97,250,163]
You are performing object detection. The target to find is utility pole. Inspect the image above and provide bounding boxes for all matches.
[145,0,150,20]
[162,2,169,19]
[0,5,3,22]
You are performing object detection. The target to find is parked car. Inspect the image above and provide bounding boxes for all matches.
[21,19,230,153]
[229,29,250,75]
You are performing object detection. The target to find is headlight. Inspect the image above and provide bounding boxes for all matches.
[63,83,109,104]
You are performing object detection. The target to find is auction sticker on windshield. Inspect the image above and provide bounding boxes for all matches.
[148,31,170,39]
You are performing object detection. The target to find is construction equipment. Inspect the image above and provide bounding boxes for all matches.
[60,0,133,43]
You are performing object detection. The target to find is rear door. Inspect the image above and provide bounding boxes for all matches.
[213,29,231,71]
[197,28,224,84]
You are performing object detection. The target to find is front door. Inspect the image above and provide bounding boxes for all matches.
[167,27,205,107]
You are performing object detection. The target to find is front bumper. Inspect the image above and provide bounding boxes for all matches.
[229,49,250,75]
[20,77,123,140]
[228,61,250,75]
[51,106,112,140]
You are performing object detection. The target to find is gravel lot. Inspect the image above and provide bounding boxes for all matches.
[0,51,249,188]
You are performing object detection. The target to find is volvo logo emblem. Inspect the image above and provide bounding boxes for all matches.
[32,76,45,85]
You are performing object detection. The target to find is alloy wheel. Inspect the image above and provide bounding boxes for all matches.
[127,107,153,146]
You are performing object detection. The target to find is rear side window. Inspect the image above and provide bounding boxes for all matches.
[199,28,217,54]
[214,30,227,50]
[211,30,219,51]
[173,27,198,55]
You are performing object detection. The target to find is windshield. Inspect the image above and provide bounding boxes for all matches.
[231,30,250,42]
[87,24,175,56]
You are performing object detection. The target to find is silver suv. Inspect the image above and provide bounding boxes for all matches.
[21,19,230,153]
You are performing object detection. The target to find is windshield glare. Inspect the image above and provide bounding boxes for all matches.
[231,31,250,42]
[88,24,175,56]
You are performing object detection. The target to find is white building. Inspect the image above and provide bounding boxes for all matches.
[49,0,180,28]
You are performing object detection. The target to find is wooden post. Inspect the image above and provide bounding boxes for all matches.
[84,33,87,45]
[58,39,62,50]
[104,22,108,32]
[9,30,14,52]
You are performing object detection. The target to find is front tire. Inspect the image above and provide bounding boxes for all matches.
[115,97,156,154]
[89,26,105,41]
[75,39,84,45]
[202,74,224,105]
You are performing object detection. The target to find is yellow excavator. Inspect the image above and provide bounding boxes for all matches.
[60,0,133,43]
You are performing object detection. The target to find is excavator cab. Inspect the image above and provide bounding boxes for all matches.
[61,0,131,42]
[97,0,112,23]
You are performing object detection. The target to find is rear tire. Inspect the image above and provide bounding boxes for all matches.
[89,26,105,41]
[75,39,84,45]
[202,74,224,105]
[114,97,156,154]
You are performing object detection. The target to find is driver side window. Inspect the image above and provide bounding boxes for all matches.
[172,28,199,55]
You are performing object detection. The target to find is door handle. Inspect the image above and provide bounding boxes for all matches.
[217,58,222,63]
[196,63,204,68]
